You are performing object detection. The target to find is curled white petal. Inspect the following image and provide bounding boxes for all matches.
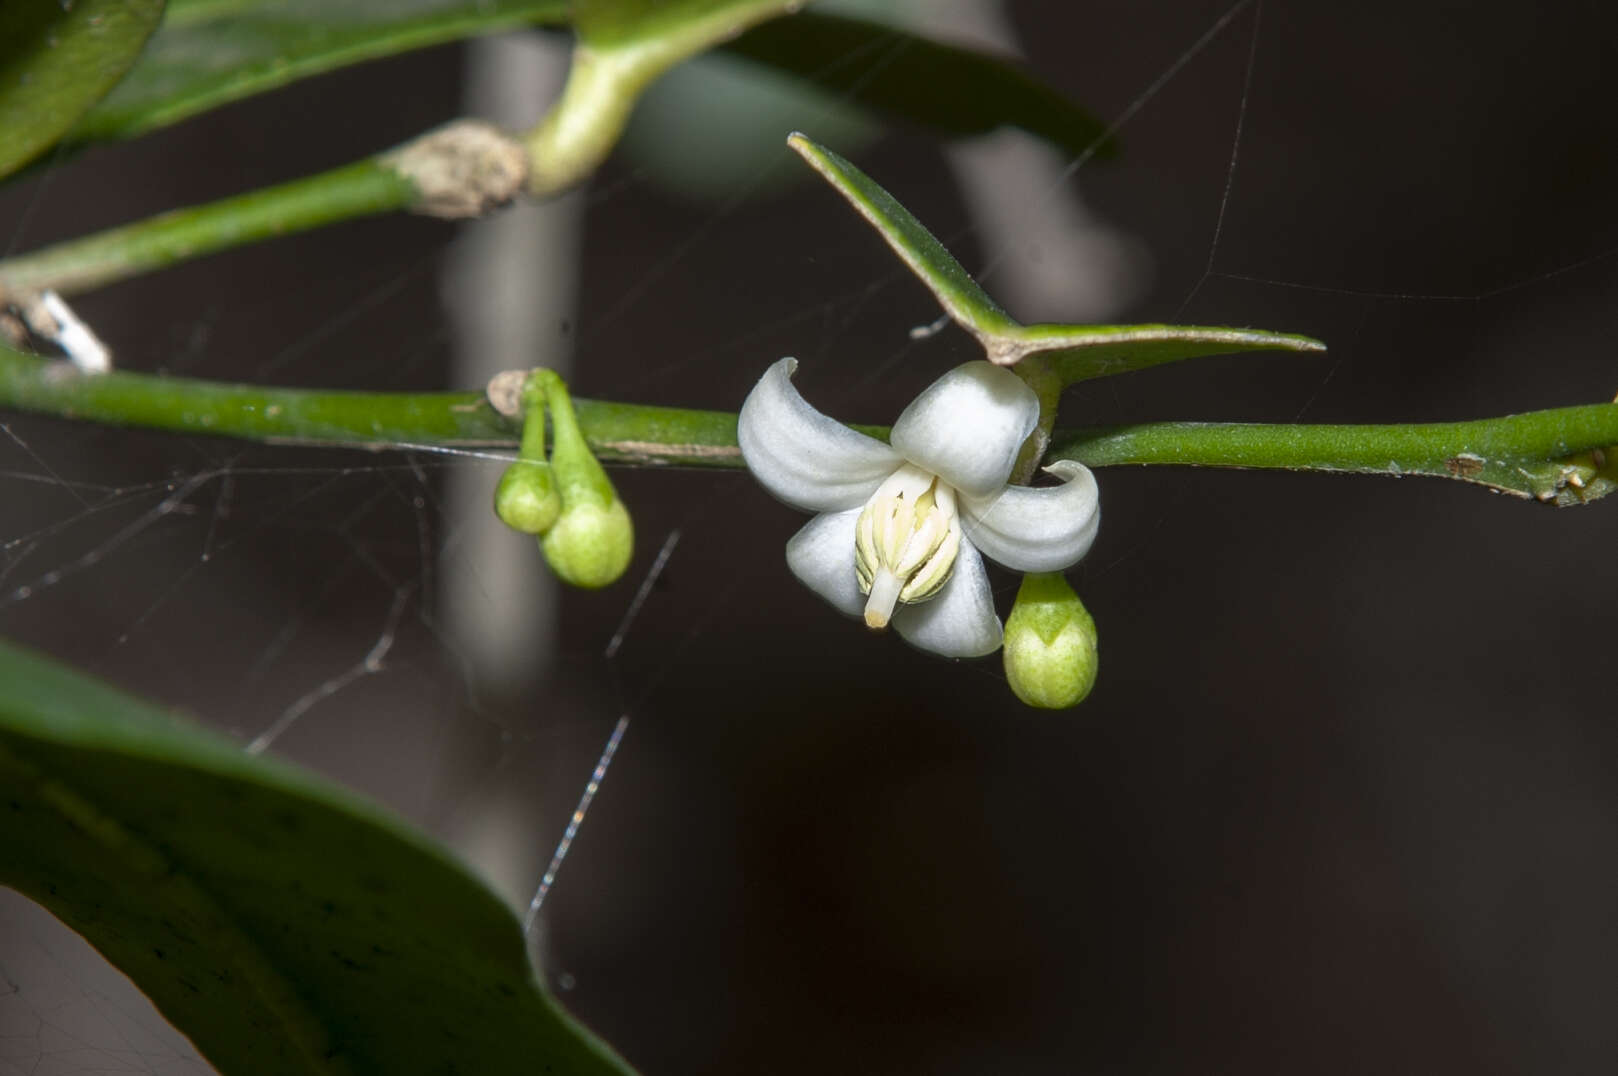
[891,539,1002,658]
[785,508,866,617]
[889,362,1038,498]
[739,358,901,511]
[958,460,1100,573]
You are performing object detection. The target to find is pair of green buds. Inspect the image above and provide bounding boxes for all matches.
[1003,572,1099,710]
[493,369,632,589]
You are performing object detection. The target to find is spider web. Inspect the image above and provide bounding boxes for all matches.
[4,2,1618,1073]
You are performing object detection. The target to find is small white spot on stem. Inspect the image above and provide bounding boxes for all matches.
[34,291,110,373]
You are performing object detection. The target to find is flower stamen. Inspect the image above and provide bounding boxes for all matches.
[854,464,962,628]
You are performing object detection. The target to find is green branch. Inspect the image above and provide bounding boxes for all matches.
[0,119,537,300]
[0,2,803,301]
[3,345,1615,504]
[0,160,419,299]
[0,345,741,467]
[1052,411,1618,506]
[526,0,800,194]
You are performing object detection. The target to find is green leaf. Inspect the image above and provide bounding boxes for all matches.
[726,12,1113,159]
[1008,322,1328,383]
[0,638,636,1076]
[72,0,570,143]
[0,0,166,178]
[787,132,1325,378]
[55,1,1109,181]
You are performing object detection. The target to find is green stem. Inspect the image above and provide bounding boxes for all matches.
[0,344,742,466]
[2,344,1615,504]
[529,368,616,504]
[524,1,802,195]
[2,3,804,299]
[1052,413,1618,505]
[523,43,649,197]
[1010,355,1059,485]
[517,374,549,461]
[0,160,417,299]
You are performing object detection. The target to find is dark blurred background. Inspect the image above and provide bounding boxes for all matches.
[3,1,1617,1073]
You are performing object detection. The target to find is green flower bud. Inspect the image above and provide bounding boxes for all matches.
[493,370,562,534]
[1002,572,1098,710]
[494,458,560,534]
[533,370,634,588]
[541,497,634,588]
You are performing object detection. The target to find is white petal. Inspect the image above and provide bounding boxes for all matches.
[889,362,1038,497]
[959,460,1100,573]
[891,539,1003,658]
[785,508,866,617]
[739,358,901,512]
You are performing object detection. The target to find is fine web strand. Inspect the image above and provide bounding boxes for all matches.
[523,527,680,925]
[525,714,631,929]
[1175,0,1264,318]
[1,420,92,510]
[1,470,215,606]
[604,528,682,660]
[244,584,413,755]
[968,0,1258,290]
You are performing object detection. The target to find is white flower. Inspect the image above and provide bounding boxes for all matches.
[738,358,1101,658]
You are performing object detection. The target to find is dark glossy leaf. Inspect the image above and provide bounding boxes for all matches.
[73,0,570,142]
[728,12,1113,158]
[0,0,166,178]
[789,133,1325,376]
[0,639,635,1076]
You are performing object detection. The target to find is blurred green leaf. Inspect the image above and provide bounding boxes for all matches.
[0,0,166,178]
[73,0,570,143]
[788,133,1324,377]
[727,12,1112,158]
[0,639,635,1076]
[54,1,1109,185]
[574,0,797,48]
